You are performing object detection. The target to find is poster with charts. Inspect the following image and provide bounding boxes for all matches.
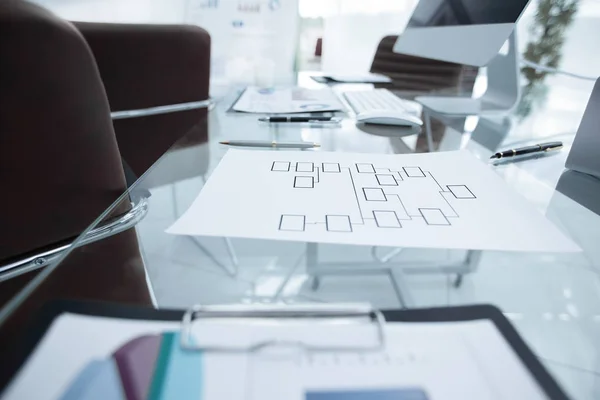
[165,150,580,253]
[185,0,299,79]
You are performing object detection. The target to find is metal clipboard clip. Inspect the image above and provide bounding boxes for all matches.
[180,304,386,353]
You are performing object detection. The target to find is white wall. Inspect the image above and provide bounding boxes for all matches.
[29,0,300,85]
[29,0,187,23]
[321,13,412,74]
[185,0,299,84]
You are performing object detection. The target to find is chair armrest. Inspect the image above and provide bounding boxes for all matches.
[73,22,211,111]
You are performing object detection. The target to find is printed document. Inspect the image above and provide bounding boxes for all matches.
[166,150,580,252]
[4,313,548,400]
[232,86,344,113]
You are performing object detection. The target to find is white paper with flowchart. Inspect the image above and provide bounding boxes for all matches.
[166,150,580,252]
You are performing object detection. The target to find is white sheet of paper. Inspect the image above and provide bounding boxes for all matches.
[3,312,548,400]
[232,86,344,113]
[327,72,392,83]
[166,150,580,253]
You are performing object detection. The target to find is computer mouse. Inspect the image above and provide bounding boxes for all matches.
[355,110,423,127]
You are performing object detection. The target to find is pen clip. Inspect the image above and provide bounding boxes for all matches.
[544,145,563,152]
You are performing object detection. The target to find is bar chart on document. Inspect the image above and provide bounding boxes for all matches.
[167,150,580,252]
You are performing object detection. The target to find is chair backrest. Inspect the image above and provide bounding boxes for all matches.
[74,22,211,177]
[0,4,152,383]
[0,1,127,264]
[370,35,478,94]
[315,37,323,57]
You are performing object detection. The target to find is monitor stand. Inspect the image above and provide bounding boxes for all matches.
[415,31,520,116]
[565,77,600,179]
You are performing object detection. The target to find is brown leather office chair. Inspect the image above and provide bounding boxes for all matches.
[370,35,478,94]
[0,0,210,276]
[0,0,132,268]
[0,0,212,320]
[369,35,479,152]
[315,37,323,57]
[75,21,211,176]
[0,0,211,385]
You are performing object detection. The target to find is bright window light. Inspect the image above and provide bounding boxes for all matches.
[299,0,417,18]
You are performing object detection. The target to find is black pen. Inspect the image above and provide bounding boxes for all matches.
[490,141,563,159]
[258,116,339,123]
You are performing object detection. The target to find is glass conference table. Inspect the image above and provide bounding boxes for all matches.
[3,74,600,398]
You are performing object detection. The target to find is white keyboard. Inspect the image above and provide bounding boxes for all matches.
[343,88,422,115]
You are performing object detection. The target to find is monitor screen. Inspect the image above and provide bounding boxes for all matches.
[408,0,530,28]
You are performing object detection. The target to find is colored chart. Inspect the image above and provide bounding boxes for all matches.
[58,332,203,400]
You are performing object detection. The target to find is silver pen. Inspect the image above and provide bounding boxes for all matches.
[219,140,320,149]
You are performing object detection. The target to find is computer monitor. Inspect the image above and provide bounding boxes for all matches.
[393,0,530,67]
[565,77,600,179]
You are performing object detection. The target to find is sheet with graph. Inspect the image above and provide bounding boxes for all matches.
[3,310,552,400]
[166,149,579,252]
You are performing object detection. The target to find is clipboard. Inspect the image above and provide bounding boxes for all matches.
[1,301,570,400]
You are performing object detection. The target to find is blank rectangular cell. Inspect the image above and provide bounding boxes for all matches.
[279,215,305,231]
[356,163,375,173]
[322,163,341,173]
[271,161,290,172]
[403,166,426,177]
[294,176,314,188]
[326,215,352,232]
[363,188,386,201]
[296,162,314,172]
[373,211,401,228]
[447,185,476,199]
[376,174,398,186]
[420,208,450,226]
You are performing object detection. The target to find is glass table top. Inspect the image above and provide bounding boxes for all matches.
[2,73,600,399]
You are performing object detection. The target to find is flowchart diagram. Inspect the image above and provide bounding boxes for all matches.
[271,160,476,234]
[166,150,579,252]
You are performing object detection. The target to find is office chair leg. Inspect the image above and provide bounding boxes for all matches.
[424,111,435,152]
[189,237,237,277]
[311,277,321,291]
[389,268,413,309]
[453,274,464,288]
[271,253,306,302]
[371,246,403,263]
[224,238,239,269]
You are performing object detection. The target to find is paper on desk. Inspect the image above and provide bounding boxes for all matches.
[232,86,345,113]
[166,150,580,253]
[4,312,548,400]
[327,72,392,83]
